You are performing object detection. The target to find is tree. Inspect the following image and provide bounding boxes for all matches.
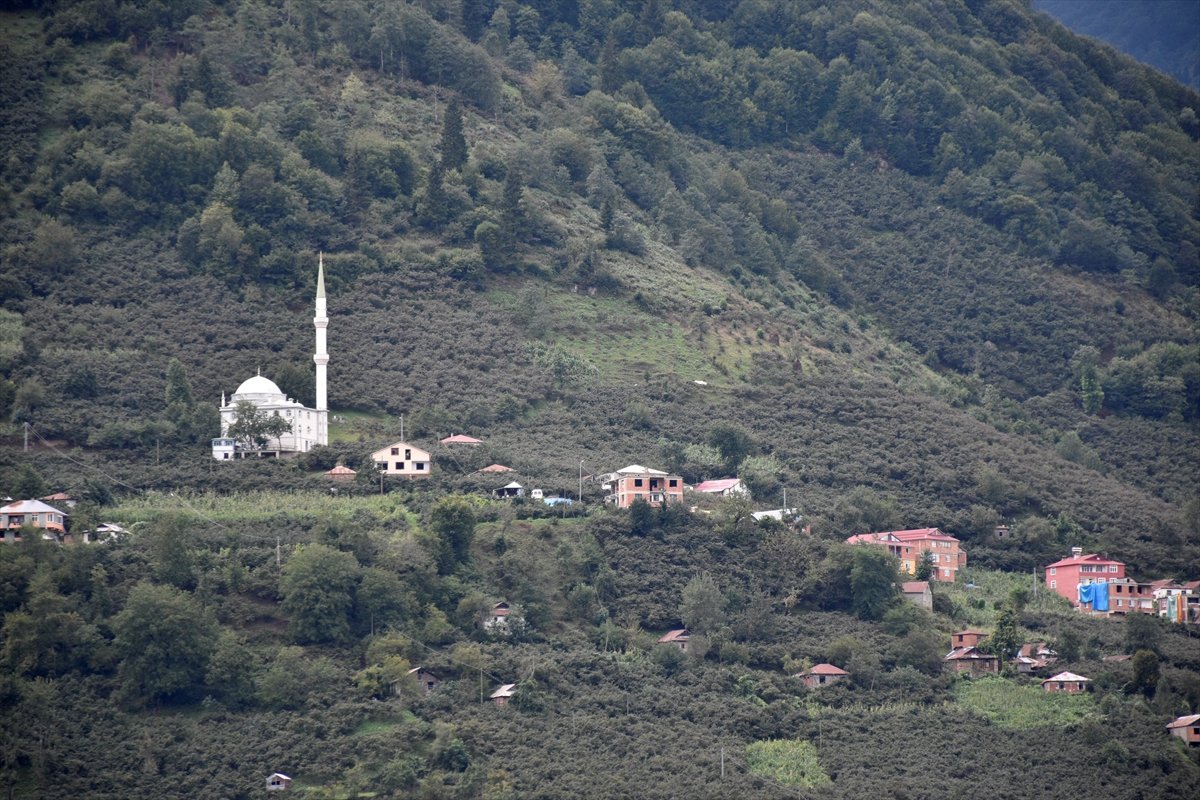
[707,424,756,474]
[429,496,476,574]
[274,363,314,408]
[914,552,935,581]
[1054,629,1082,663]
[149,517,195,590]
[113,582,216,704]
[680,572,726,634]
[205,629,257,709]
[986,604,1020,661]
[10,464,47,500]
[1130,649,1159,697]
[355,567,409,634]
[1124,612,1161,656]
[164,358,194,407]
[831,486,901,535]
[439,97,468,170]
[227,399,291,452]
[850,546,899,620]
[0,573,83,677]
[279,544,361,644]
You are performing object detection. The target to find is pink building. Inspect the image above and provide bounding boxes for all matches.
[846,528,966,581]
[604,465,684,509]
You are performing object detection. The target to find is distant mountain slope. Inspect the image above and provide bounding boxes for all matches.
[1035,0,1200,89]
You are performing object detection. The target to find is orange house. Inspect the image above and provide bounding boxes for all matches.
[604,465,684,509]
[1,499,68,541]
[845,528,966,581]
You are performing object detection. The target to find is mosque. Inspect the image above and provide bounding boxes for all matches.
[212,258,330,459]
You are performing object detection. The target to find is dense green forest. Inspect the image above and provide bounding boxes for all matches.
[0,0,1198,797]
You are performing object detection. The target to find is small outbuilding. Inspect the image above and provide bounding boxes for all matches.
[440,434,483,445]
[407,667,440,696]
[478,463,515,473]
[657,629,690,652]
[1166,714,1200,746]
[795,663,849,688]
[692,478,750,498]
[1041,671,1090,694]
[490,683,517,707]
[493,481,524,499]
[901,581,932,610]
[266,773,292,791]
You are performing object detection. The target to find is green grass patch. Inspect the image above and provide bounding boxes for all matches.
[936,567,1075,627]
[352,719,402,736]
[105,490,417,526]
[329,409,393,444]
[954,676,1097,729]
[746,739,831,789]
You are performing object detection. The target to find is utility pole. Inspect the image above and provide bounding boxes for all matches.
[720,746,725,779]
[275,537,281,567]
[578,460,583,503]
[23,422,30,452]
[400,413,404,442]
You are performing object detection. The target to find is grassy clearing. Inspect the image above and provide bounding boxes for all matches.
[745,739,831,789]
[954,676,1097,729]
[104,490,417,526]
[329,409,394,444]
[935,567,1075,627]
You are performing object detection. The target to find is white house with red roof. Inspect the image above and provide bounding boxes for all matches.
[794,663,848,688]
[1041,671,1090,694]
[846,528,966,581]
[691,478,750,499]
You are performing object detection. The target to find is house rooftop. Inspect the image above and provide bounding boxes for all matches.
[1166,714,1200,729]
[901,581,930,593]
[490,683,517,699]
[849,527,960,543]
[0,499,68,516]
[944,646,996,661]
[1045,552,1124,568]
[440,434,483,444]
[478,464,515,473]
[615,464,669,476]
[805,663,849,676]
[692,478,742,493]
[657,629,689,643]
[1042,671,1090,684]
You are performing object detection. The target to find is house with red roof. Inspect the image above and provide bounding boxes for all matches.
[657,629,690,652]
[691,478,750,499]
[1166,714,1200,746]
[440,434,482,445]
[324,463,357,482]
[846,528,966,581]
[1045,548,1129,615]
[1041,671,1090,694]
[794,663,849,688]
[943,646,999,677]
[901,581,932,609]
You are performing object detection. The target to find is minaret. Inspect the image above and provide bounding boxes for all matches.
[313,254,329,445]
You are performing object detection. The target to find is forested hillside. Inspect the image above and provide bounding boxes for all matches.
[0,1,1197,798]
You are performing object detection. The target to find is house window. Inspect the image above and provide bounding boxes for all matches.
[1050,581,1056,589]
[395,462,404,471]
[1109,565,1118,572]
[391,447,399,455]
[634,479,643,487]
[1050,567,1056,575]
[669,479,678,487]
[405,449,411,459]
[943,568,950,577]
[223,453,229,459]
[416,462,425,470]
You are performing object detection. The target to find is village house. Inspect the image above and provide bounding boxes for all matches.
[1041,671,1090,694]
[266,773,292,791]
[407,667,440,696]
[657,629,690,651]
[1045,548,1199,621]
[951,630,988,648]
[1012,642,1057,674]
[901,581,932,610]
[371,441,432,479]
[691,478,750,499]
[490,684,517,707]
[1,499,68,542]
[795,663,849,688]
[604,465,684,509]
[1153,580,1200,623]
[845,528,966,581]
[943,646,999,677]
[483,602,513,634]
[440,434,483,445]
[82,522,126,544]
[477,463,515,474]
[1044,548,1126,612]
[1166,714,1200,746]
[39,492,77,508]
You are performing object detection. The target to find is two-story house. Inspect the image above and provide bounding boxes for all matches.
[371,441,432,478]
[603,465,684,509]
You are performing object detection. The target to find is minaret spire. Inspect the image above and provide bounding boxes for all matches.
[313,254,329,445]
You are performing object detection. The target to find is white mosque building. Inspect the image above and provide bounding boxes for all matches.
[212,258,330,459]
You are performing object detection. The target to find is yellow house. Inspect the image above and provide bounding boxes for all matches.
[371,441,432,478]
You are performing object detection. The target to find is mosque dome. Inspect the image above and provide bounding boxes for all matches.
[232,374,287,401]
